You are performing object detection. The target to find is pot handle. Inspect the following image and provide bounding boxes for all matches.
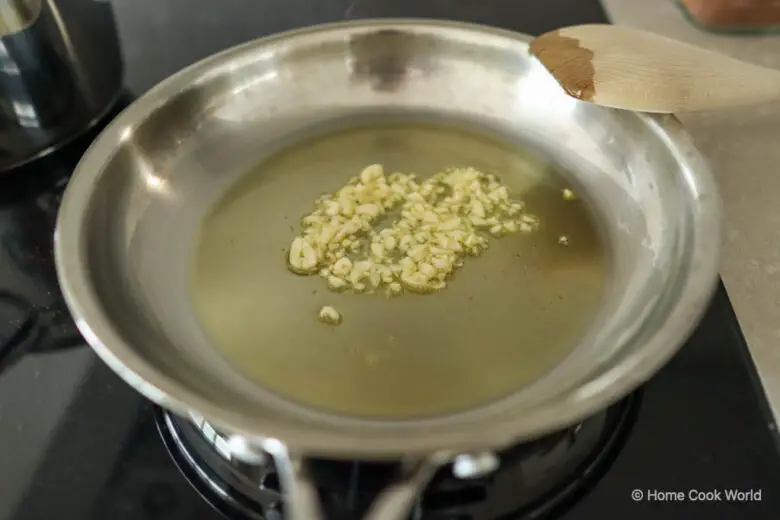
[263,439,444,520]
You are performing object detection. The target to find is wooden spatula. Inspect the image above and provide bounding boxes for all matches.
[529,24,780,113]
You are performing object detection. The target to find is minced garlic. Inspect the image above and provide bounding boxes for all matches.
[318,305,342,325]
[287,164,539,296]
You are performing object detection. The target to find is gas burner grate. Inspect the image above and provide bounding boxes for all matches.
[157,392,640,520]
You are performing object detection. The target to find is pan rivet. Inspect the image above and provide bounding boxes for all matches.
[452,452,500,479]
[226,435,268,465]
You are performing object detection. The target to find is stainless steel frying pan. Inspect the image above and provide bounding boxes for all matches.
[54,20,721,520]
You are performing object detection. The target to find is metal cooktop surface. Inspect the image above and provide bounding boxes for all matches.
[1,1,779,519]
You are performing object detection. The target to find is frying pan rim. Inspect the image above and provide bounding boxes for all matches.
[54,18,721,458]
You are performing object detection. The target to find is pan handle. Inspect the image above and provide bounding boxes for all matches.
[263,439,445,520]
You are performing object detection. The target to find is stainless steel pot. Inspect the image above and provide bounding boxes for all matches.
[0,0,123,171]
[53,20,721,520]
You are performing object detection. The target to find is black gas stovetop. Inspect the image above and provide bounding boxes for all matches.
[1,1,780,519]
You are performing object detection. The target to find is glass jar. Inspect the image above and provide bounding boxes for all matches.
[677,0,780,33]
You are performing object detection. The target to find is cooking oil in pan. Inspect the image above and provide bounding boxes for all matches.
[190,121,608,419]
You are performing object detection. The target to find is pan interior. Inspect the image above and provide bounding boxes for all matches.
[189,118,609,419]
